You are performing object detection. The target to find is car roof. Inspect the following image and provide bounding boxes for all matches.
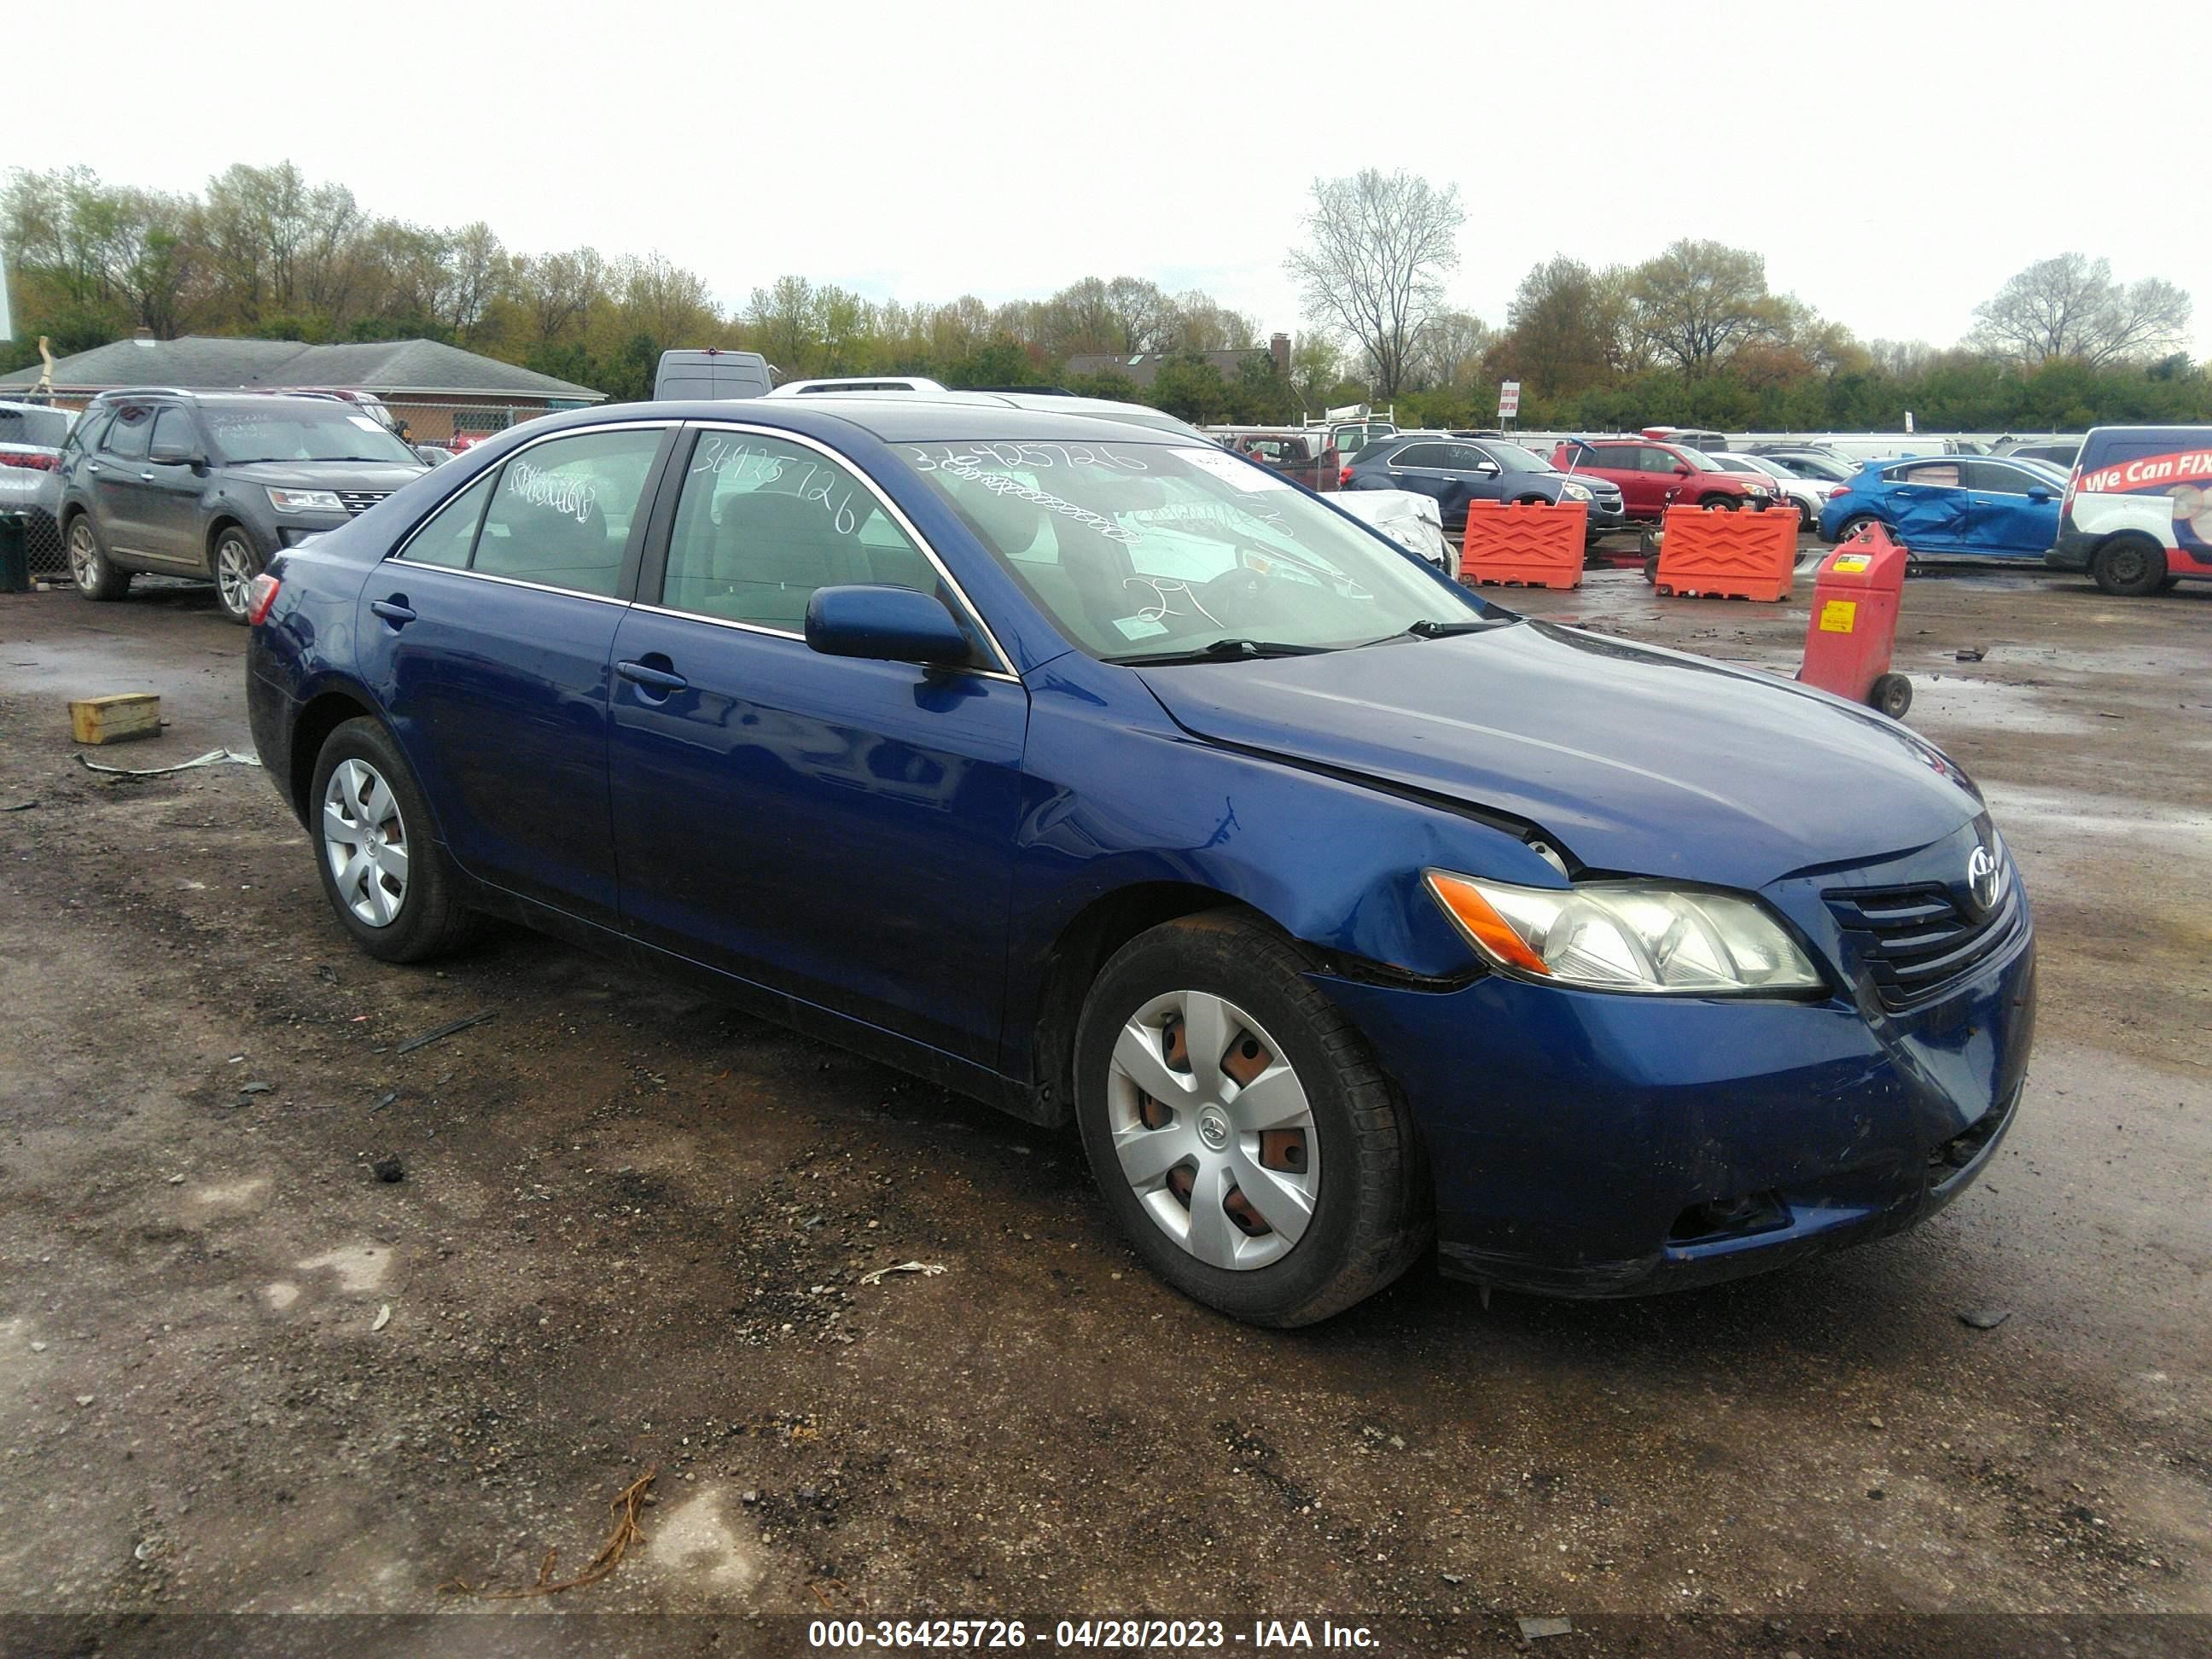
[544,395,1215,447]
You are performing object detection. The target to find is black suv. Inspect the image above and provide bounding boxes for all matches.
[1342,433,1628,544]
[58,390,428,622]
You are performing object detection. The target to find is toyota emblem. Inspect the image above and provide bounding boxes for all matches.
[1966,844,2000,914]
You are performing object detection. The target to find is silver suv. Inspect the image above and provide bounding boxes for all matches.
[57,390,428,622]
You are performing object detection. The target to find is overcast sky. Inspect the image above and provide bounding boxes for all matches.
[20,0,2207,355]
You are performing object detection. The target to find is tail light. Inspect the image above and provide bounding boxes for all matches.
[245,572,282,626]
[1338,465,1354,487]
[2062,466,2081,515]
[0,451,59,471]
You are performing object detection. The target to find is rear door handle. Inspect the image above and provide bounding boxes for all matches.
[617,660,689,694]
[370,598,416,626]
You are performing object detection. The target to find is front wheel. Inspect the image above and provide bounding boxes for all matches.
[309,718,480,963]
[1073,911,1427,1327]
[2090,537,2168,597]
[67,515,131,601]
[1697,494,1740,511]
[212,527,265,625]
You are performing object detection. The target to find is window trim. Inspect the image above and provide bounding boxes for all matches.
[636,420,1018,682]
[387,419,677,602]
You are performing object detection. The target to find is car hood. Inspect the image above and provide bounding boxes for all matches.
[1136,621,1980,890]
[221,461,428,491]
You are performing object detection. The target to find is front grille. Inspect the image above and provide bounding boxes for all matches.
[1825,879,2024,1012]
[338,490,392,516]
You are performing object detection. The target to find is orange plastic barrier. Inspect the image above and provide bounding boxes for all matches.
[1654,504,1796,601]
[1458,499,1587,590]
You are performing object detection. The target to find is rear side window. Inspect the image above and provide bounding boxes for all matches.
[1893,462,1962,487]
[69,411,113,454]
[0,405,71,447]
[470,428,665,597]
[397,471,498,568]
[1392,443,1449,469]
[1581,445,1639,469]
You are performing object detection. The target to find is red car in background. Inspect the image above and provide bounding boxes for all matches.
[1552,436,1777,521]
[1214,427,1340,492]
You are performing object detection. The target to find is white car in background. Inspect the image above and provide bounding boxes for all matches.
[1700,450,1836,530]
[1333,487,1459,579]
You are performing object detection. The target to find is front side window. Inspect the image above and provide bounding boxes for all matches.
[104,405,155,460]
[471,428,665,597]
[661,430,939,629]
[149,408,199,456]
[1641,447,1686,473]
[903,438,1482,662]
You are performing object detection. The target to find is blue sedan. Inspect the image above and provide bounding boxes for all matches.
[245,400,2035,1324]
[1821,455,2064,558]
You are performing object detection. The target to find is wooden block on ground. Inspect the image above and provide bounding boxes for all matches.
[69,693,161,745]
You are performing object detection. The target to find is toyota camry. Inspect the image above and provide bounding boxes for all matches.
[245,399,2035,1326]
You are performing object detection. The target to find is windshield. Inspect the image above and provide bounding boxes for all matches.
[2015,457,2069,485]
[1476,440,1551,473]
[203,405,422,466]
[902,439,1487,661]
[1680,448,1731,470]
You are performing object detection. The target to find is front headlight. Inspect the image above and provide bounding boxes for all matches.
[1559,481,1593,502]
[266,487,345,514]
[1425,870,1825,995]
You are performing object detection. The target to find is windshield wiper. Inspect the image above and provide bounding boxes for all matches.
[1105,637,1334,666]
[1374,618,1497,643]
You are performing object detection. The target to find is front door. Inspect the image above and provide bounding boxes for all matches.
[140,406,209,563]
[1965,460,2060,557]
[607,425,1029,1065]
[364,422,674,924]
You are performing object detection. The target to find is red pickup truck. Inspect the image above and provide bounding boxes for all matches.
[1551,436,1776,521]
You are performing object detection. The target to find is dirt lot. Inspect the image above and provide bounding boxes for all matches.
[0,566,2207,1653]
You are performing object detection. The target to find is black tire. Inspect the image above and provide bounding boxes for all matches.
[66,514,131,601]
[2090,537,2168,597]
[1869,673,1913,719]
[1796,500,1817,533]
[211,526,265,625]
[1073,911,1427,1327]
[1643,551,1661,585]
[308,717,480,963]
[1697,494,1740,511]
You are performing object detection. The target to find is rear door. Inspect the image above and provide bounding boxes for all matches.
[89,402,164,558]
[1883,460,1970,551]
[605,422,1029,1065]
[1965,460,2060,556]
[1379,441,1452,509]
[365,422,676,925]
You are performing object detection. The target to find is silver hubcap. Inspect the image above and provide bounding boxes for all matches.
[69,523,100,590]
[322,759,410,928]
[1108,991,1319,1272]
[216,539,255,614]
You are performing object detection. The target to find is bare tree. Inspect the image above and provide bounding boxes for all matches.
[1415,310,1493,390]
[1969,253,2192,366]
[1284,169,1464,398]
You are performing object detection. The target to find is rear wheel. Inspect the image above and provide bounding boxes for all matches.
[310,718,479,963]
[1074,911,1426,1327]
[67,515,131,601]
[2090,537,2168,597]
[1837,513,1885,544]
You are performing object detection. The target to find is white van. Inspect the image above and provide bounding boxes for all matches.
[2048,424,2212,595]
[654,349,771,401]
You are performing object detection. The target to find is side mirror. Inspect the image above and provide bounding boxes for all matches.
[2027,486,2052,503]
[1673,463,1695,477]
[806,585,975,668]
[1474,460,1499,475]
[148,440,203,467]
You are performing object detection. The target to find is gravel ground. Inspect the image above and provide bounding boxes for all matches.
[0,566,2205,1653]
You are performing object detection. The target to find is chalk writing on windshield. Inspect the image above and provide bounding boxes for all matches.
[905,441,1151,474]
[930,455,1139,546]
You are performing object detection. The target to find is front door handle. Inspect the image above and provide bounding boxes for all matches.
[140,471,156,482]
[617,659,689,695]
[370,598,416,626]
